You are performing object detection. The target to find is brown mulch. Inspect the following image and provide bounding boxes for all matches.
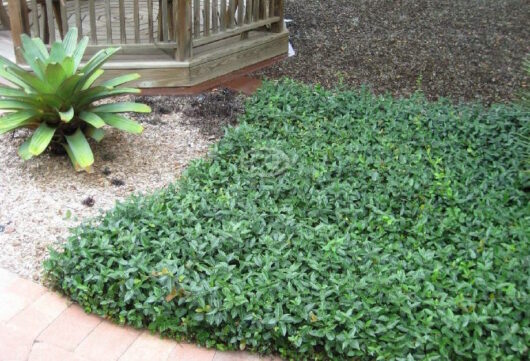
[260,0,529,104]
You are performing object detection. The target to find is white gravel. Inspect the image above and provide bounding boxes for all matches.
[0,110,218,282]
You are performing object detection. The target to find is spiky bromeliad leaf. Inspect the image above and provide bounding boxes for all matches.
[99,113,143,134]
[90,102,151,114]
[65,128,94,171]
[79,111,105,128]
[59,107,75,122]
[29,122,56,155]
[0,27,149,171]
[85,125,105,142]
[102,73,141,88]
[0,110,39,134]
[17,138,33,160]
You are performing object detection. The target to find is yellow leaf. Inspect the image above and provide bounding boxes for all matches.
[165,287,178,302]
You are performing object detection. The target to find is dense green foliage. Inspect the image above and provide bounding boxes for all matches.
[0,28,150,172]
[45,80,529,360]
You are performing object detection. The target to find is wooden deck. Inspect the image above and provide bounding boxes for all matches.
[5,0,287,88]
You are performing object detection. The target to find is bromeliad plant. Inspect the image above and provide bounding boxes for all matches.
[0,27,150,172]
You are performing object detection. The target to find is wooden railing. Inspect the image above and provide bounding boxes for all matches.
[6,0,284,62]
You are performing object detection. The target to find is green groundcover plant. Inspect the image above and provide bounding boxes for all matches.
[45,80,529,360]
[0,28,150,172]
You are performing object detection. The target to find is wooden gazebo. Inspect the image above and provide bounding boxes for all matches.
[4,0,287,88]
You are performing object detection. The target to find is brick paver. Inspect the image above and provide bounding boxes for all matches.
[0,269,283,361]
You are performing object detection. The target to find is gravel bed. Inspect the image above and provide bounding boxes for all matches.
[0,90,244,281]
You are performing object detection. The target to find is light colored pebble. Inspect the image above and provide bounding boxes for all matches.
[0,110,217,282]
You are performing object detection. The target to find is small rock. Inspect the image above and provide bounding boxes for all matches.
[82,196,96,207]
[5,225,15,234]
[102,153,116,161]
[111,178,125,187]
[157,104,173,114]
[102,167,112,176]
[0,224,4,233]
[33,274,39,281]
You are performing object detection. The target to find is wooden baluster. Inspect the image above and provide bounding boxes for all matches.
[252,0,258,23]
[203,0,209,36]
[211,0,217,33]
[104,0,112,43]
[176,0,191,60]
[30,0,39,37]
[258,0,264,19]
[237,0,243,25]
[245,0,251,24]
[59,0,68,38]
[45,0,55,43]
[192,0,199,37]
[119,0,126,43]
[71,0,83,39]
[219,0,225,31]
[89,0,97,43]
[271,0,282,32]
[161,0,169,41]
[147,0,154,42]
[133,0,139,42]
[228,0,234,28]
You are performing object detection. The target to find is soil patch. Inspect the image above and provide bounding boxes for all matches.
[259,0,529,103]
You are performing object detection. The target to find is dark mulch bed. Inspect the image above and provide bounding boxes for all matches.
[260,0,529,104]
[135,88,244,138]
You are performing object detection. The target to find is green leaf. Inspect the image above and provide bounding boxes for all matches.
[76,87,141,108]
[91,102,151,114]
[82,69,104,90]
[49,42,66,63]
[45,62,67,90]
[20,35,46,79]
[102,73,140,88]
[56,74,84,100]
[72,36,89,71]
[29,122,56,155]
[80,47,119,79]
[86,125,105,142]
[0,110,39,134]
[61,57,76,77]
[17,138,33,160]
[6,66,53,93]
[59,107,75,122]
[0,99,35,110]
[65,128,94,169]
[0,55,39,91]
[79,111,105,128]
[98,113,143,134]
[62,143,82,172]
[62,28,78,56]
[0,86,29,98]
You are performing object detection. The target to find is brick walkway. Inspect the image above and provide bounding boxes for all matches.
[0,269,281,361]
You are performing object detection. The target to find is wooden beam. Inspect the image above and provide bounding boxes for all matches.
[194,16,279,47]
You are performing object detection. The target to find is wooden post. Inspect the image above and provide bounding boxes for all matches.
[176,0,191,61]
[7,0,25,61]
[271,0,283,32]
